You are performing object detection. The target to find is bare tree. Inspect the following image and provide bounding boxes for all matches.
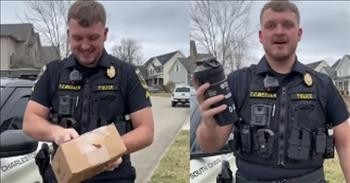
[18,1,71,58]
[111,38,143,65]
[191,1,254,72]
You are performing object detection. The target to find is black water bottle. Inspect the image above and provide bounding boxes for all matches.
[193,57,237,126]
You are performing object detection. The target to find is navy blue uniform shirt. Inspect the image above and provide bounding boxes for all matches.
[31,49,151,114]
[227,56,349,179]
[30,49,151,182]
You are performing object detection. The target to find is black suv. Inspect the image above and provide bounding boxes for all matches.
[1,77,34,132]
[0,77,41,182]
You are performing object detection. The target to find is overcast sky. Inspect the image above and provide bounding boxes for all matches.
[0,1,190,63]
[248,1,350,65]
[1,1,349,66]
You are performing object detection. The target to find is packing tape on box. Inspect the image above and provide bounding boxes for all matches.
[85,144,111,165]
[77,127,111,165]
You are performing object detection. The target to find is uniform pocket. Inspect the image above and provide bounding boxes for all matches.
[295,102,319,130]
[95,93,119,122]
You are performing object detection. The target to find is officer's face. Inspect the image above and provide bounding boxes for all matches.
[259,9,302,62]
[68,19,108,67]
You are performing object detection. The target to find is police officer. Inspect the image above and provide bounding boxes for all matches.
[195,1,350,183]
[23,1,154,182]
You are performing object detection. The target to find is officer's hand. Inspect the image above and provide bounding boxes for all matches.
[105,157,123,171]
[196,82,227,127]
[52,126,79,145]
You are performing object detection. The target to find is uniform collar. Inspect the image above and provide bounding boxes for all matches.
[98,49,113,68]
[63,49,112,68]
[256,56,307,75]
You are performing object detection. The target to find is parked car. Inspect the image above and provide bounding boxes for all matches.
[0,77,43,183]
[171,85,191,107]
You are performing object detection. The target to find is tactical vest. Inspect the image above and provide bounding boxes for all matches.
[50,60,131,135]
[46,56,136,180]
[231,67,334,169]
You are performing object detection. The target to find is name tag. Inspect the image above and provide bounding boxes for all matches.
[58,84,81,90]
[250,91,277,99]
[291,93,316,100]
[95,85,118,91]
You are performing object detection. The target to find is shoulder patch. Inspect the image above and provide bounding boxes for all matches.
[135,68,148,89]
[32,65,47,92]
[135,68,150,98]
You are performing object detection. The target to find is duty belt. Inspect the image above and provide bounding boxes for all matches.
[236,167,325,183]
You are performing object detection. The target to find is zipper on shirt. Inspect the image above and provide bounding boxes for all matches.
[81,79,90,132]
[278,87,287,166]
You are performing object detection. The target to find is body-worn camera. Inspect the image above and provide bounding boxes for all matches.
[250,104,272,127]
[58,95,78,128]
[193,57,237,126]
[58,95,77,116]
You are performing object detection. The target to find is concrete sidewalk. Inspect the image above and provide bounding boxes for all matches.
[131,96,189,183]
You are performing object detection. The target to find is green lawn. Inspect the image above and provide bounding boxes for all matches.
[324,152,346,183]
[148,130,346,183]
[149,130,189,183]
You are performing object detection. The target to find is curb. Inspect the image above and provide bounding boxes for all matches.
[144,114,189,183]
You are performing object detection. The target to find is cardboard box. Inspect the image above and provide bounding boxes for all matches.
[51,123,127,183]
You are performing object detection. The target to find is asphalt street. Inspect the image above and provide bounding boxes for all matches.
[131,96,189,183]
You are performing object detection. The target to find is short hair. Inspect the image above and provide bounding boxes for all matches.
[260,0,300,25]
[67,0,106,27]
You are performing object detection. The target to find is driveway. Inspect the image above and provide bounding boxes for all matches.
[131,96,189,183]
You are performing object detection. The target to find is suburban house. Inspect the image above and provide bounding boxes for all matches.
[306,60,336,79]
[170,57,191,85]
[306,56,350,95]
[332,55,350,95]
[143,50,190,88]
[0,23,59,70]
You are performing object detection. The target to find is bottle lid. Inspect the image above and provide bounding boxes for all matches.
[194,57,223,81]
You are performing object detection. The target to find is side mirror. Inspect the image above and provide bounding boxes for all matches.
[0,130,38,158]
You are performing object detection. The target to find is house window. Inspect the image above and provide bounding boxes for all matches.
[148,68,154,75]
[176,64,179,72]
[338,70,342,77]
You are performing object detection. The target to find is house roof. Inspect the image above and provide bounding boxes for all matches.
[332,59,341,69]
[144,50,181,66]
[0,23,34,42]
[156,51,180,64]
[40,46,60,64]
[323,66,336,79]
[178,57,190,72]
[332,55,350,69]
[306,60,324,70]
